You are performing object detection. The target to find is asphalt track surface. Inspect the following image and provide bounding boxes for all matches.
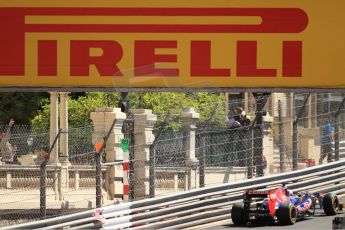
[203,209,344,230]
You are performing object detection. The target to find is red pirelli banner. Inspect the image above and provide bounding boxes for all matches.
[0,0,344,89]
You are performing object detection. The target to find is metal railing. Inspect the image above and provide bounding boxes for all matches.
[5,159,345,230]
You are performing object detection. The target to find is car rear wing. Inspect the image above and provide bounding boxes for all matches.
[244,190,270,199]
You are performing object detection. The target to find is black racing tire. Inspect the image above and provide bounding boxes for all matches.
[231,203,248,226]
[323,193,339,216]
[276,202,297,225]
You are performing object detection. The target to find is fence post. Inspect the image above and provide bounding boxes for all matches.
[149,144,155,197]
[199,133,205,188]
[292,121,298,170]
[132,109,156,200]
[181,108,199,190]
[278,100,286,173]
[95,145,102,208]
[40,129,62,219]
[333,97,345,161]
[252,93,270,177]
[292,94,310,170]
[247,129,253,179]
[40,162,47,219]
[334,116,340,161]
[253,115,264,176]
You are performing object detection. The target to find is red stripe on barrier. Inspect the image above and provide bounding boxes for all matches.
[123,184,129,195]
[122,162,129,171]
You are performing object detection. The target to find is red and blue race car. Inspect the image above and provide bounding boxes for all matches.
[231,186,339,225]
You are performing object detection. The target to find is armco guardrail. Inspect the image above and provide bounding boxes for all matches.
[4,160,345,230]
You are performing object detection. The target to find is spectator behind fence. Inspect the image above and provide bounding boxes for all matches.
[233,107,251,127]
[320,115,334,164]
[0,119,17,163]
[228,110,241,128]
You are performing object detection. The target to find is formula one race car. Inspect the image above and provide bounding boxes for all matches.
[231,187,339,226]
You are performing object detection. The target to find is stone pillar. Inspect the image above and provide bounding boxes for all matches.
[132,109,156,200]
[181,108,199,190]
[59,92,70,165]
[59,92,70,194]
[48,92,60,165]
[91,107,126,201]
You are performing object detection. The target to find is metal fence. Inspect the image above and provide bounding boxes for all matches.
[196,127,252,167]
[0,124,94,165]
[0,126,97,227]
[154,130,184,167]
[152,127,253,167]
